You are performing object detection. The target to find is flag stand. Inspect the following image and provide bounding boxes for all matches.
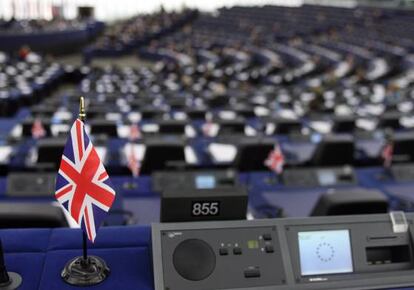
[61,97,110,286]
[381,128,395,181]
[0,239,22,290]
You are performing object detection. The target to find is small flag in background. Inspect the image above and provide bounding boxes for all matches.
[265,144,285,174]
[127,144,141,177]
[382,141,394,168]
[31,118,46,139]
[55,119,116,242]
[202,119,214,137]
[127,123,141,177]
[130,123,141,140]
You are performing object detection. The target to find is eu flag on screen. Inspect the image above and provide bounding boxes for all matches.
[55,119,116,242]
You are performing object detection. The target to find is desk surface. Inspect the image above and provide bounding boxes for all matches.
[0,226,412,290]
[0,226,153,290]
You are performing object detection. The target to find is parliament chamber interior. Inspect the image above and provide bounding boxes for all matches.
[1,0,414,289]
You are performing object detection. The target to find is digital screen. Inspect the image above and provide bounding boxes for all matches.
[317,170,337,186]
[298,230,353,276]
[195,175,216,189]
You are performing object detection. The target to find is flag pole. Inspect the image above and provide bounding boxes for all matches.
[78,96,89,264]
[79,96,86,122]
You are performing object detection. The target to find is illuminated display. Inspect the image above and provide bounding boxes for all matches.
[195,175,216,189]
[317,170,337,186]
[247,240,259,249]
[298,230,353,276]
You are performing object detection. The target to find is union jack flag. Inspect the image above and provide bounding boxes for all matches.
[382,141,394,168]
[130,123,141,141]
[202,119,214,137]
[127,143,140,177]
[264,144,285,174]
[31,118,46,139]
[55,119,116,242]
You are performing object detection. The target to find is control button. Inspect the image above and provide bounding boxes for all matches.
[265,245,274,253]
[233,247,242,255]
[219,248,229,256]
[244,268,261,278]
[263,233,272,241]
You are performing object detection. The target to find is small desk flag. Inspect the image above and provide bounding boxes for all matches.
[55,119,116,242]
[264,144,285,174]
[130,123,141,140]
[31,118,46,139]
[382,142,394,168]
[202,120,214,137]
[127,144,141,177]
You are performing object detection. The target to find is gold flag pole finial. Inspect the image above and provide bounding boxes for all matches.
[79,96,86,122]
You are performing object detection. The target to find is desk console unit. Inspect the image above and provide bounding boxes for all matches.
[152,213,414,290]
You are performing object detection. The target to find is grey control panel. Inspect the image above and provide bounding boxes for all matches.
[152,170,238,192]
[282,166,357,187]
[152,213,414,290]
[392,164,414,181]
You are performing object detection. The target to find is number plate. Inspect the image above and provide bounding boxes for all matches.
[191,201,220,217]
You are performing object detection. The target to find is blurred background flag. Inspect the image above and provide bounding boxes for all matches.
[265,144,285,175]
[31,118,46,139]
[127,144,141,177]
[202,119,214,137]
[382,141,394,168]
[130,123,141,140]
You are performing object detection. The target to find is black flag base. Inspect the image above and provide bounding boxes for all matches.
[0,272,22,290]
[61,256,110,286]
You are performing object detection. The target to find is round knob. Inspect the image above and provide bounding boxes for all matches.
[173,239,216,281]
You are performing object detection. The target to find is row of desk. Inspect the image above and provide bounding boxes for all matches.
[0,166,413,223]
[0,22,105,54]
[4,132,387,172]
